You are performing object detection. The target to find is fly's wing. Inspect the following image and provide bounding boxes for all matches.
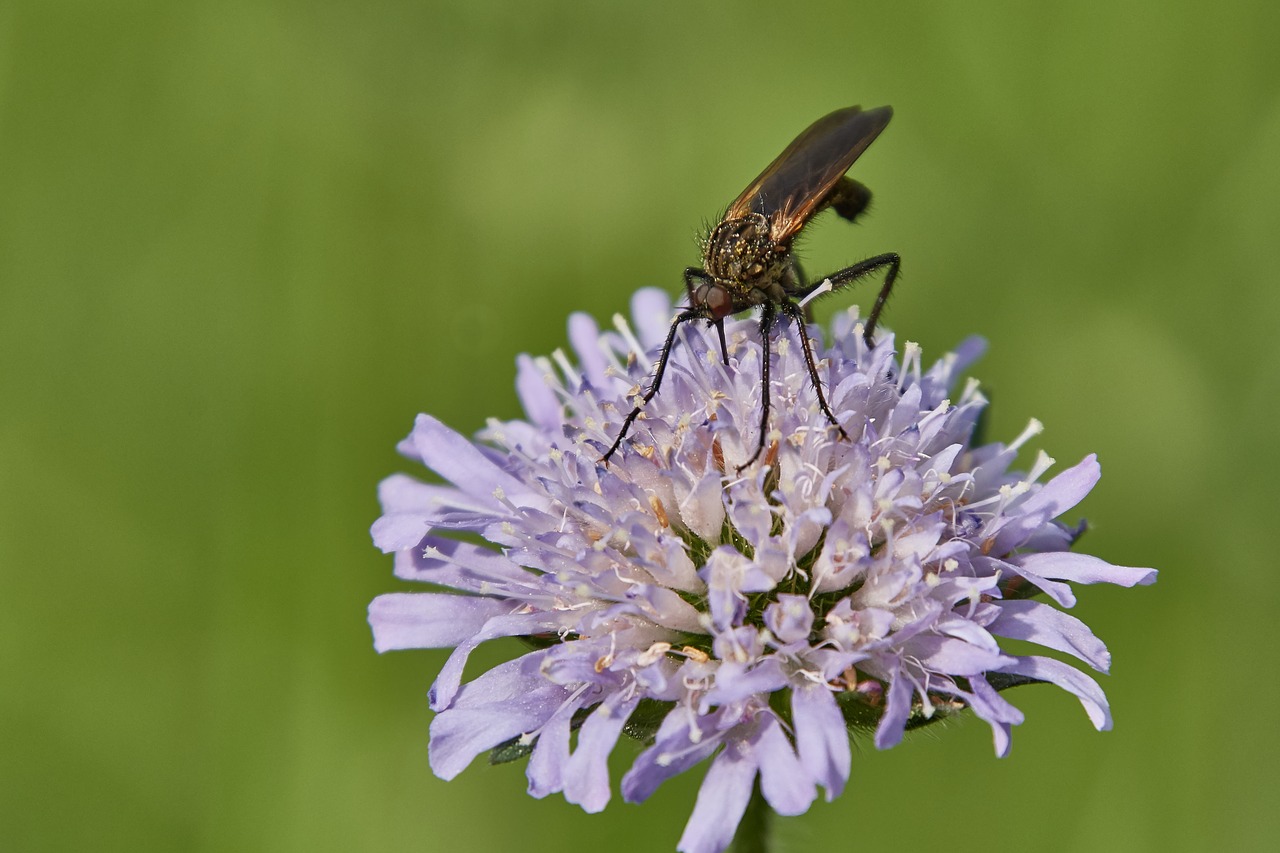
[724,105,892,243]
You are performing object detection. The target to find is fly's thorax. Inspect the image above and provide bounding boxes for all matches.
[702,213,789,296]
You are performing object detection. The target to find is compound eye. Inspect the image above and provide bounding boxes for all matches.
[704,285,734,319]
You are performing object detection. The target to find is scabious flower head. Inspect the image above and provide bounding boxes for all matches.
[369,288,1156,853]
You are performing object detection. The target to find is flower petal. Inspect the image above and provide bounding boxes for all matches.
[378,474,489,516]
[755,716,816,816]
[1016,551,1158,588]
[428,652,570,780]
[702,659,788,709]
[996,655,1112,731]
[370,513,431,553]
[875,661,913,750]
[988,599,1111,672]
[1018,454,1100,520]
[430,611,566,710]
[988,455,1100,554]
[907,635,1015,676]
[631,287,675,350]
[622,710,724,804]
[526,698,578,798]
[395,536,540,592]
[679,471,726,543]
[367,593,512,652]
[676,743,757,853]
[967,676,1024,758]
[991,556,1077,608]
[406,414,549,511]
[516,354,563,429]
[792,683,850,800]
[564,692,640,813]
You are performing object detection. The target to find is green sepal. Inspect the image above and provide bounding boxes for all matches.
[489,736,536,766]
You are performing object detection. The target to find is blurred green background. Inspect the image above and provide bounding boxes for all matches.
[2,1,1277,850]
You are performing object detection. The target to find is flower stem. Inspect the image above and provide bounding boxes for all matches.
[728,780,771,853]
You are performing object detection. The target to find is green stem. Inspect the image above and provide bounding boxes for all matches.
[728,780,771,853]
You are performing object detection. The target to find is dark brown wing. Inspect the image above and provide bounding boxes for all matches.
[724,105,893,243]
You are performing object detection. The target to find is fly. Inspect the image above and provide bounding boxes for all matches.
[603,104,900,470]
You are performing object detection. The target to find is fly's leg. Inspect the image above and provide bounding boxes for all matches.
[602,307,704,464]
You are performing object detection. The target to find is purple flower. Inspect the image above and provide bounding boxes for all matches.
[369,288,1157,853]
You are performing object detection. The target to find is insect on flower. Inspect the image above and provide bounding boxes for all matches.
[603,104,901,470]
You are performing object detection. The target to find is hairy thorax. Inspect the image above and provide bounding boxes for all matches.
[702,213,790,303]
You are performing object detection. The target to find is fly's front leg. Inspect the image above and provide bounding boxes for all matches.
[684,267,709,305]
[685,267,729,365]
[602,307,704,464]
[737,301,776,472]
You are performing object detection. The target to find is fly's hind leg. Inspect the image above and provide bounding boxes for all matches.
[799,253,901,345]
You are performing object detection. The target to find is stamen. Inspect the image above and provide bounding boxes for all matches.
[649,494,670,528]
[897,341,922,391]
[681,646,710,663]
[1008,418,1044,452]
[798,278,834,309]
[550,349,577,385]
[612,313,651,370]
